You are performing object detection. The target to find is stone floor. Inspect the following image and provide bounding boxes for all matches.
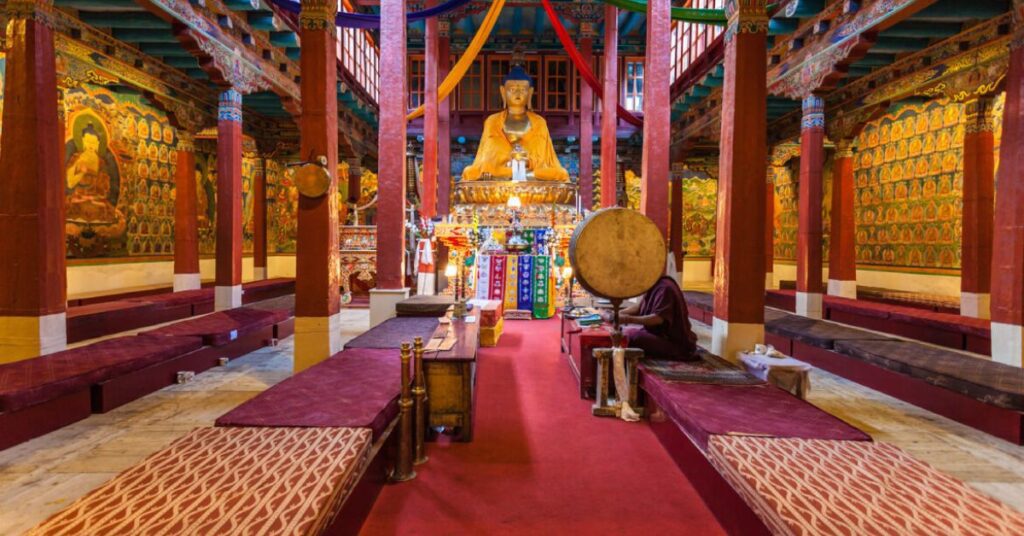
[2,308,1023,533]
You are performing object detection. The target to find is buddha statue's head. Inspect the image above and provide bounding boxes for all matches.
[500,65,534,115]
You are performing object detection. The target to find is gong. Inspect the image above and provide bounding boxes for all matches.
[294,163,331,198]
[569,208,666,301]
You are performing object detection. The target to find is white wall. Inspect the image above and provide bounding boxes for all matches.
[268,255,296,279]
[681,258,713,284]
[67,256,260,296]
[769,262,960,298]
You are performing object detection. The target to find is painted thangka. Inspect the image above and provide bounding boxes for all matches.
[475,254,555,319]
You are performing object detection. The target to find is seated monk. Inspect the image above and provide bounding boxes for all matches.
[461,65,569,182]
[603,273,698,361]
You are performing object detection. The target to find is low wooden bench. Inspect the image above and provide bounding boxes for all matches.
[66,300,172,343]
[396,294,453,317]
[241,277,296,304]
[344,316,441,350]
[424,318,480,442]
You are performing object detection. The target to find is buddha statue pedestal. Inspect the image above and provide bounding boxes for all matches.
[453,180,577,205]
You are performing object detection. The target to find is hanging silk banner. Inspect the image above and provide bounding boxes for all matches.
[518,256,534,312]
[504,256,520,312]
[270,0,473,29]
[408,0,506,121]
[490,255,507,301]
[533,256,553,319]
[475,255,492,301]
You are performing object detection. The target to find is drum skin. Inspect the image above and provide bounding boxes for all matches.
[569,208,666,301]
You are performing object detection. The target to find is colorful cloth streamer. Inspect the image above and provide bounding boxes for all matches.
[599,0,728,24]
[475,254,492,301]
[489,255,507,302]
[407,0,506,121]
[532,256,554,319]
[540,0,644,128]
[517,256,534,312]
[270,0,473,29]
[504,256,520,312]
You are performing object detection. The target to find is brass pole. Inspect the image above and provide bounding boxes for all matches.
[392,342,416,482]
[412,336,429,465]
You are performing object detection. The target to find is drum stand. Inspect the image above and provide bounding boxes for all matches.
[591,299,644,418]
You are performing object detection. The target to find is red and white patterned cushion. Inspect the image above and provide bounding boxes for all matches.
[709,436,1024,536]
[28,427,371,536]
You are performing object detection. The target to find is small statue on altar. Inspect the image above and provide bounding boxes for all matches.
[461,65,569,182]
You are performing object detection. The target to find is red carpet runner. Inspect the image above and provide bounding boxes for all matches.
[363,317,724,534]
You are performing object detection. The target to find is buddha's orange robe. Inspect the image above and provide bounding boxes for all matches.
[461,111,569,182]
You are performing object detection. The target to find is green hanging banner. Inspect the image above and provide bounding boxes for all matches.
[599,0,728,25]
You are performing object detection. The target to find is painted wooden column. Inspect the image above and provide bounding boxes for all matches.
[214,89,244,311]
[795,95,825,318]
[600,3,619,208]
[294,0,342,371]
[0,0,67,362]
[960,97,995,318]
[173,132,201,291]
[371,0,410,326]
[765,172,775,289]
[437,21,452,217]
[579,25,595,210]
[828,139,857,299]
[990,1,1024,366]
[711,1,768,362]
[252,156,269,280]
[669,167,684,279]
[641,0,671,238]
[421,0,439,220]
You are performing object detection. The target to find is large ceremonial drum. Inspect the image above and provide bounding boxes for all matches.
[569,208,666,300]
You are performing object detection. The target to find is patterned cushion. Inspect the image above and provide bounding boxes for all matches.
[345,316,440,349]
[765,315,893,349]
[143,308,287,346]
[0,335,202,412]
[642,375,870,451]
[26,427,371,536]
[128,288,214,308]
[709,436,1024,536]
[216,348,402,440]
[834,339,1024,411]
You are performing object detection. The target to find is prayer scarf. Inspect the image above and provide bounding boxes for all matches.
[504,256,519,312]
[489,255,507,301]
[475,255,492,301]
[532,256,553,319]
[517,255,534,311]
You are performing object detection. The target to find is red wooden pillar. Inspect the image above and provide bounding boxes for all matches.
[437,22,452,217]
[215,89,244,311]
[765,172,775,289]
[600,3,619,208]
[796,95,825,318]
[0,1,67,362]
[669,169,684,278]
[961,97,995,318]
[579,25,595,210]
[294,1,342,371]
[371,0,410,326]
[641,0,671,238]
[421,1,439,220]
[174,132,201,291]
[711,2,768,361]
[828,140,857,299]
[990,4,1024,366]
[252,156,269,280]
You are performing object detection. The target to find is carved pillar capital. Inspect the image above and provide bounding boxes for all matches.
[177,131,195,153]
[1013,0,1024,49]
[801,95,825,131]
[299,0,337,31]
[965,96,997,133]
[5,0,57,28]
[218,89,243,123]
[835,139,855,159]
[725,0,768,40]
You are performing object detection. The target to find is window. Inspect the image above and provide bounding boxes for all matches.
[337,0,380,105]
[624,58,644,112]
[458,58,484,111]
[487,56,541,111]
[670,0,724,84]
[545,57,571,112]
[409,56,426,109]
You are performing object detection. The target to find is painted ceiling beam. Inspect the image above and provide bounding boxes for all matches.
[511,7,523,35]
[913,0,1007,21]
[851,53,896,66]
[54,0,141,9]
[769,18,799,35]
[223,0,262,11]
[246,11,278,31]
[112,29,179,42]
[162,56,201,68]
[270,31,299,47]
[871,36,931,52]
[138,43,197,56]
[783,0,825,18]
[881,20,962,38]
[620,11,643,37]
[78,13,170,29]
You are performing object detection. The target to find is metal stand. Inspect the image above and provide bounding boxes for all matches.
[412,337,429,465]
[392,342,416,482]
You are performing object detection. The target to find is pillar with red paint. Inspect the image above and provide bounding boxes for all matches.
[828,139,857,299]
[600,3,619,209]
[174,132,201,291]
[370,0,411,326]
[0,0,67,362]
[579,25,595,210]
[711,1,768,361]
[252,156,269,281]
[214,89,244,311]
[765,171,775,289]
[796,95,825,318]
[421,0,440,220]
[669,168,684,279]
[641,0,671,239]
[437,21,452,217]
[960,97,995,319]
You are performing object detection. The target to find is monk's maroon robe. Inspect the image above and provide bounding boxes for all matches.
[624,276,698,361]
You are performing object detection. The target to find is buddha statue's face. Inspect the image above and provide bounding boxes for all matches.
[500,80,533,114]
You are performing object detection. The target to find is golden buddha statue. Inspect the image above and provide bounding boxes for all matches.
[461,65,569,182]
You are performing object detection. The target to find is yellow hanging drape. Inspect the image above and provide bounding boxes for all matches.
[406,0,506,121]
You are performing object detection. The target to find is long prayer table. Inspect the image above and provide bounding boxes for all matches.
[425,318,480,442]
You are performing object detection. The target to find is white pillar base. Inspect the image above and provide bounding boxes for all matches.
[0,312,67,363]
[253,266,268,281]
[796,291,823,319]
[827,279,857,299]
[215,285,242,311]
[369,287,410,327]
[991,322,1023,367]
[765,272,774,289]
[173,273,202,292]
[710,317,764,364]
[293,312,344,373]
[960,292,991,319]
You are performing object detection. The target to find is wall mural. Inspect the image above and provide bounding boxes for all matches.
[193,144,263,256]
[265,161,359,254]
[771,150,833,262]
[680,176,717,258]
[853,99,966,270]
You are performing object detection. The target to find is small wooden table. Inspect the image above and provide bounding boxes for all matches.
[424,318,479,442]
[739,352,813,399]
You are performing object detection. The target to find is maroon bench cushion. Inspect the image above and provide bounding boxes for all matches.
[765,289,796,311]
[833,339,1024,411]
[143,308,288,346]
[66,300,160,320]
[823,296,892,319]
[682,291,713,312]
[242,277,295,291]
[766,314,893,349]
[216,348,401,440]
[641,374,871,450]
[397,295,454,317]
[345,316,440,349]
[888,308,990,338]
[0,335,202,412]
[128,288,214,308]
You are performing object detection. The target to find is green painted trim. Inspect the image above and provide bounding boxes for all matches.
[600,0,728,25]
